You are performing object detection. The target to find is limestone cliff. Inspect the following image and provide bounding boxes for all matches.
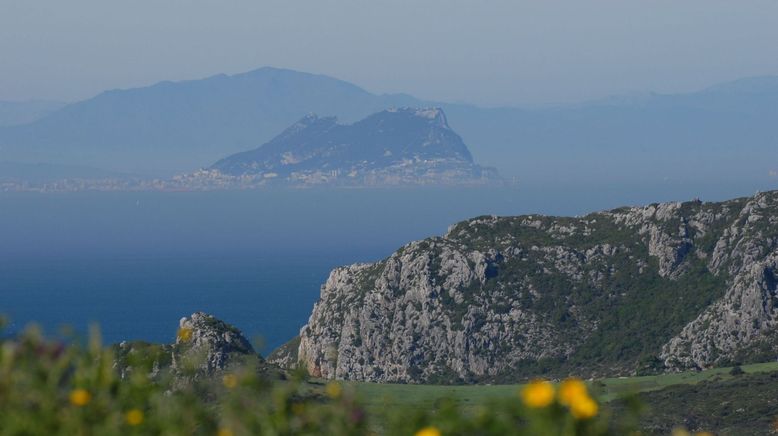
[275,191,778,383]
[172,312,259,377]
[114,312,273,381]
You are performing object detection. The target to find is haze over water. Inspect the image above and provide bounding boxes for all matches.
[1,182,774,352]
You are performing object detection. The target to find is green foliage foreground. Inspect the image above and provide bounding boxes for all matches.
[0,322,723,435]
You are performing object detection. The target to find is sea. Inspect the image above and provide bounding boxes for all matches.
[0,182,771,353]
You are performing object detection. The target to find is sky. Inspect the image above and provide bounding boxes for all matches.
[1,0,778,106]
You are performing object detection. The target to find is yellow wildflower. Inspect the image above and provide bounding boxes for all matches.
[671,429,691,436]
[69,388,91,407]
[558,378,588,406]
[325,381,342,399]
[520,379,555,408]
[125,409,144,426]
[177,327,193,342]
[415,426,442,436]
[217,428,234,436]
[693,433,714,436]
[222,373,238,389]
[569,393,598,419]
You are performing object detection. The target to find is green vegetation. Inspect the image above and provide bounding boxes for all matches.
[347,362,778,435]
[430,230,728,383]
[566,258,727,376]
[3,317,776,434]
[112,340,172,369]
[613,371,778,435]
[438,208,733,381]
[346,361,778,412]
[0,322,644,436]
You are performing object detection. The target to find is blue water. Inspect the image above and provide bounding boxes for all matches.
[0,182,773,353]
[0,255,353,352]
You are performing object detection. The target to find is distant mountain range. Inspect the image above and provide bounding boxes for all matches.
[0,67,776,187]
[197,107,498,187]
[0,100,65,127]
[0,68,419,175]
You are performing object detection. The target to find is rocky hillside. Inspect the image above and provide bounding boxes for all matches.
[115,312,276,381]
[273,191,778,383]
[195,107,499,187]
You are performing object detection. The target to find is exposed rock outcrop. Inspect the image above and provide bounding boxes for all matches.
[660,194,778,368]
[172,312,258,377]
[277,191,778,383]
[114,312,271,382]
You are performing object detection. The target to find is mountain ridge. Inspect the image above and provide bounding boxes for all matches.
[0,67,776,187]
[0,100,66,127]
[272,190,778,383]
[197,107,496,187]
[0,67,422,174]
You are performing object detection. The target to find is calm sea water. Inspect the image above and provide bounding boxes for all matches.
[0,182,771,352]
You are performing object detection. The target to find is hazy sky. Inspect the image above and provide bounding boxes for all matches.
[2,0,778,106]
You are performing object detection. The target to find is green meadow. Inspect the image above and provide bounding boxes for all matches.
[336,361,778,412]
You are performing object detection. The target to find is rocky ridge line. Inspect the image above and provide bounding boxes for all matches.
[273,191,778,383]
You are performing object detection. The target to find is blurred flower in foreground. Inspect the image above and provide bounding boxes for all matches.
[177,327,193,342]
[521,379,555,408]
[222,373,238,389]
[217,428,234,436]
[125,409,144,426]
[69,388,91,407]
[570,393,598,419]
[552,377,599,419]
[558,378,588,406]
[415,426,441,436]
[325,381,342,399]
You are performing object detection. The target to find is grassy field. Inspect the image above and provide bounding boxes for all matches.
[332,361,778,413]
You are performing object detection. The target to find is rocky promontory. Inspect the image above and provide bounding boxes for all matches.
[272,191,778,383]
[192,107,500,187]
[114,312,276,382]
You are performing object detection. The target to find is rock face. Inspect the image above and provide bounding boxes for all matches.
[266,336,301,370]
[279,191,778,383]
[197,107,500,187]
[172,312,258,376]
[113,312,270,382]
